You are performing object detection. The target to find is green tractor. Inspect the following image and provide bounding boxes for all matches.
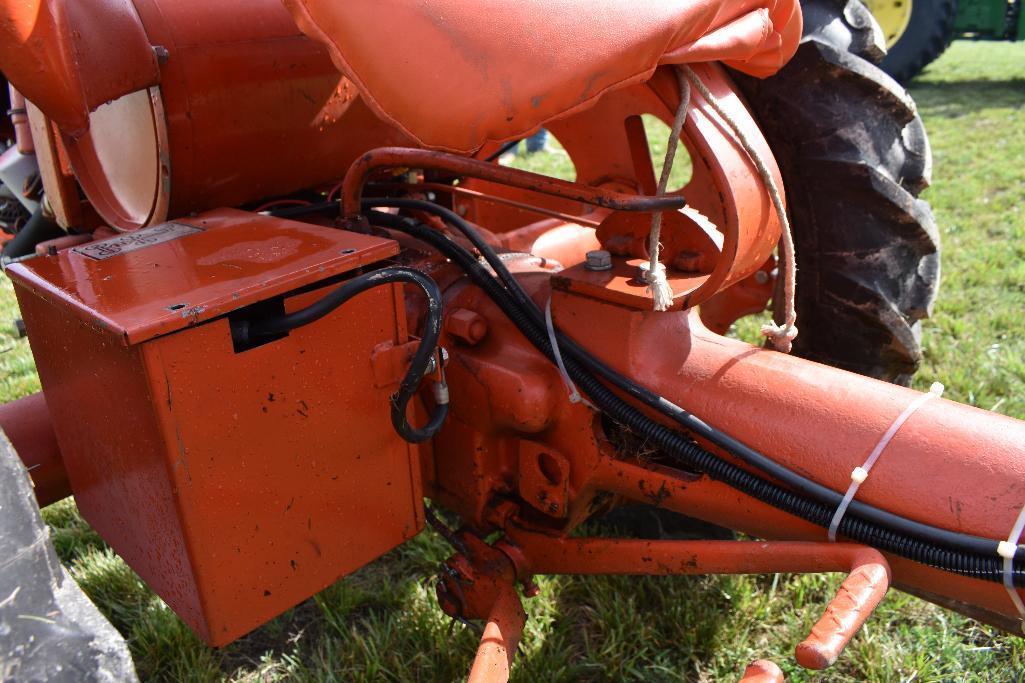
[865,0,1024,81]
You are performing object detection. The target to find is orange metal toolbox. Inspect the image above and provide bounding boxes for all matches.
[8,209,424,645]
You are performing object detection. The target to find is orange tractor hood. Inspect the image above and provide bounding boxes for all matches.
[2,0,801,150]
[283,0,802,152]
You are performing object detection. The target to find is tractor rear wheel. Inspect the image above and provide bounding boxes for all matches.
[604,0,941,538]
[866,0,958,83]
[734,0,941,385]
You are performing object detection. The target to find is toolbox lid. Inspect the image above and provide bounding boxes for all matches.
[7,208,399,345]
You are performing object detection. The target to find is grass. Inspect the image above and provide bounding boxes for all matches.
[1,39,1024,681]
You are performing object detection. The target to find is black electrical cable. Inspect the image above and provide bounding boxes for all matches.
[365,207,1025,585]
[483,139,522,163]
[365,198,1024,560]
[241,265,448,444]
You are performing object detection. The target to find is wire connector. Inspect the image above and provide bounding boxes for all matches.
[432,380,450,406]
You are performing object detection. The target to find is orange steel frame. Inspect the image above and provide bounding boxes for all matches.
[2,10,1024,681]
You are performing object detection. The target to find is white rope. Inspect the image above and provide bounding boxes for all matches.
[679,65,798,352]
[645,67,690,312]
[545,295,595,409]
[998,503,1025,633]
[827,382,944,541]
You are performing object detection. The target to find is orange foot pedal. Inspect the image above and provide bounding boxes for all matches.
[7,209,424,645]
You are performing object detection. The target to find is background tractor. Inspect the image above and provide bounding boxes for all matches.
[866,0,1025,81]
[0,0,1023,680]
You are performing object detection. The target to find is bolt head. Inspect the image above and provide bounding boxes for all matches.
[584,250,613,271]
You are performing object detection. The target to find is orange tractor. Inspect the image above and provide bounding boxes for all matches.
[0,0,1020,680]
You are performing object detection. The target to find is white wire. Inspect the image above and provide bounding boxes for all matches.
[544,295,594,409]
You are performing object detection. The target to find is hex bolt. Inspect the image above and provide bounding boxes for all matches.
[13,318,26,338]
[584,250,613,271]
[445,308,488,345]
[754,270,770,284]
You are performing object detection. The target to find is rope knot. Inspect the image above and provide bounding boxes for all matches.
[760,321,798,353]
[641,261,674,312]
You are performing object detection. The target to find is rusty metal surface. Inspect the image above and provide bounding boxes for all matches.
[381,181,603,229]
[341,147,686,219]
[436,534,525,683]
[12,210,421,645]
[499,529,889,669]
[7,209,398,345]
[417,260,1025,635]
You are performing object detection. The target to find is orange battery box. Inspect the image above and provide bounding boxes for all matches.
[8,209,424,645]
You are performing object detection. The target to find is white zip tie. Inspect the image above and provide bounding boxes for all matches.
[544,295,595,410]
[828,382,945,542]
[998,502,1025,633]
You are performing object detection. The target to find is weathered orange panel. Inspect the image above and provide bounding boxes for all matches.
[8,210,423,645]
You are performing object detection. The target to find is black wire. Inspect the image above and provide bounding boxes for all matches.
[365,198,1019,558]
[243,265,448,444]
[483,139,522,163]
[365,206,1025,585]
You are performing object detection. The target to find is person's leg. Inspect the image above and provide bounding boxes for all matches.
[524,128,548,153]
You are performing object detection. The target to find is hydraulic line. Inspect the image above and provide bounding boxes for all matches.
[240,265,448,444]
[363,198,1025,560]
[363,206,1025,585]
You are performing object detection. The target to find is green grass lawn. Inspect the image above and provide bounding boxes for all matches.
[2,40,1024,681]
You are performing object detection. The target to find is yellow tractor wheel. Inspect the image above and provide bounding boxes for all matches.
[865,0,914,47]
[865,0,958,82]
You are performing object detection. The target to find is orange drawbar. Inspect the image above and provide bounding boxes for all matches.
[8,209,424,645]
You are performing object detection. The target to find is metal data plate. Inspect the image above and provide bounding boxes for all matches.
[73,222,203,260]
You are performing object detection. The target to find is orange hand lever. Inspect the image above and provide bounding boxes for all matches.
[795,548,891,669]
[499,530,892,673]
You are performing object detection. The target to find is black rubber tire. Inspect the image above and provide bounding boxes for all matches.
[597,0,939,537]
[0,430,138,682]
[877,0,958,83]
[734,0,941,386]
